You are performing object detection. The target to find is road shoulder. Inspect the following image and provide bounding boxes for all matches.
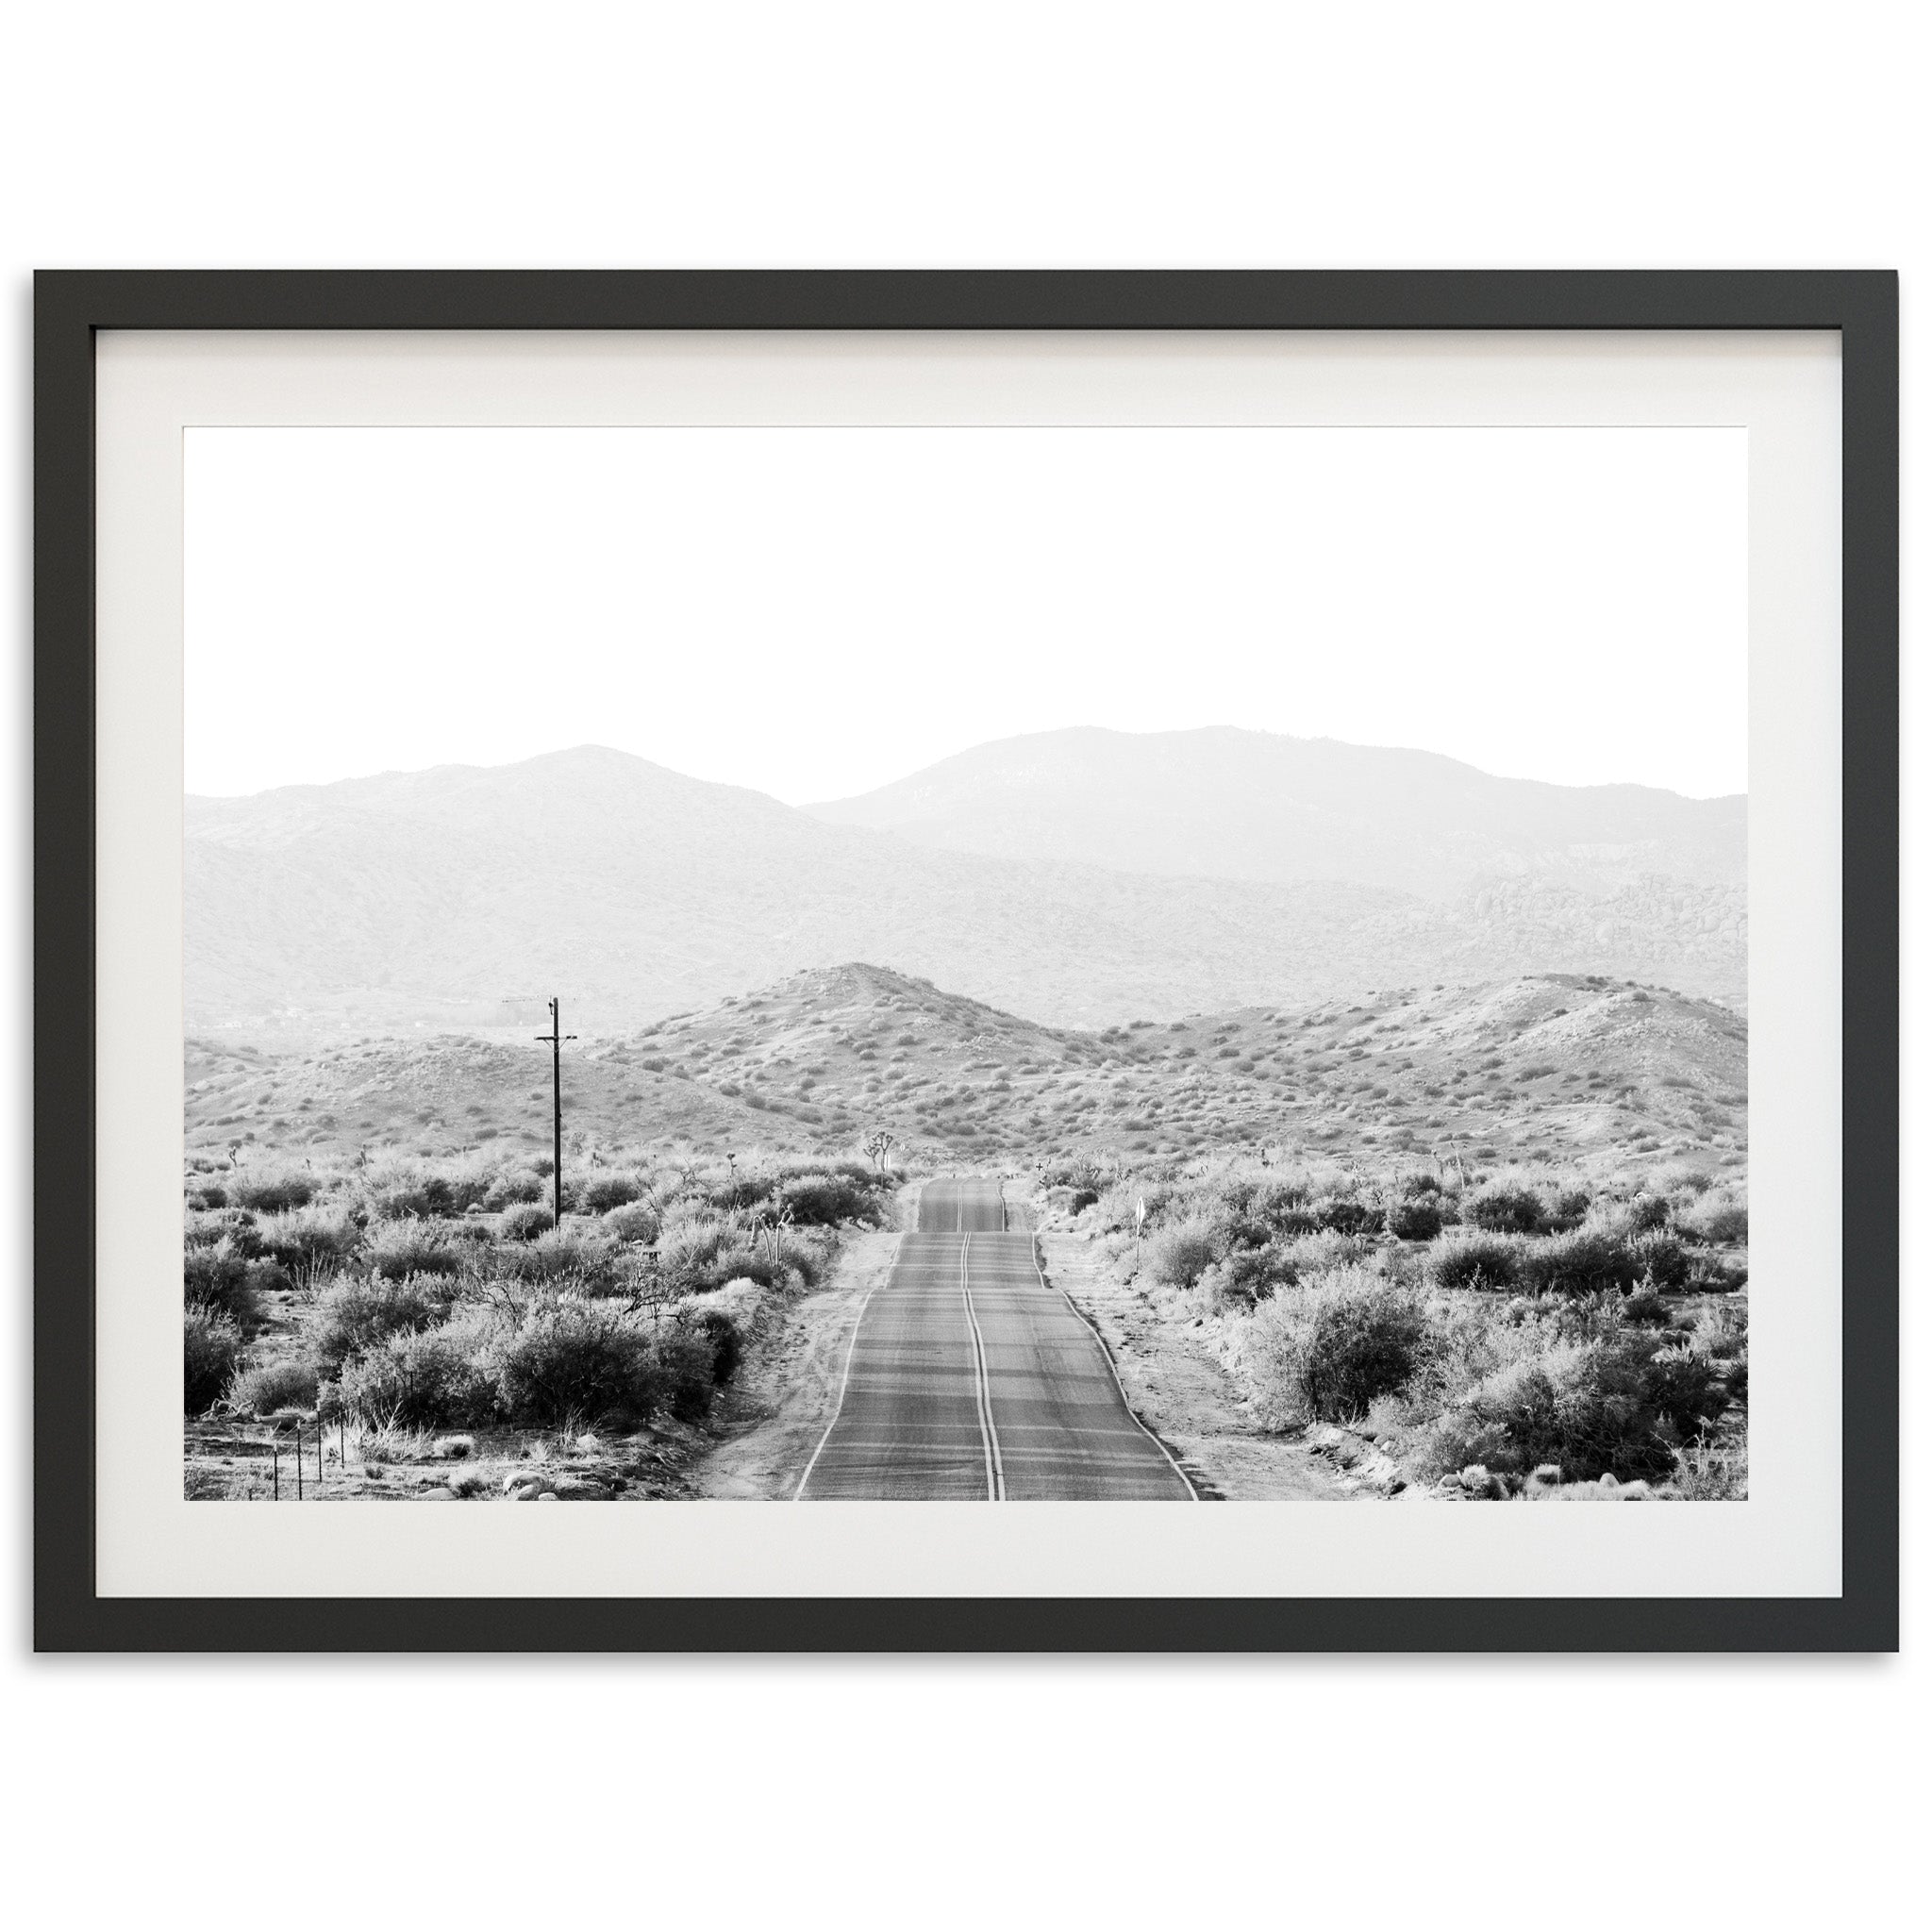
[1038,1231,1357,1501]
[690,1226,901,1499]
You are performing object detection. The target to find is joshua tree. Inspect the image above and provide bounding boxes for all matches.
[862,1128,896,1173]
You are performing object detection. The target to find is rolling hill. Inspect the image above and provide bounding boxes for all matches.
[186,741,1746,1041]
[189,962,1746,1176]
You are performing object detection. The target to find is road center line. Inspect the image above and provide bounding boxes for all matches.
[959,1233,1006,1501]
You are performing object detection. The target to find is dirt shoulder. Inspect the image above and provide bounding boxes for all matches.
[691,1226,901,1499]
[1038,1230,1357,1501]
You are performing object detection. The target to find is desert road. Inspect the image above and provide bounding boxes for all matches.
[796,1177,1196,1500]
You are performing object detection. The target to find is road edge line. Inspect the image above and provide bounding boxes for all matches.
[793,1236,896,1501]
[1030,1232,1201,1502]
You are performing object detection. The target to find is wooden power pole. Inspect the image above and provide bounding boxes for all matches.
[535,996,576,1224]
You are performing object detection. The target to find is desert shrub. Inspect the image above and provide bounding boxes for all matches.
[366,1171,458,1219]
[1418,1331,1729,1482]
[579,1171,646,1212]
[183,1239,263,1324]
[1515,1227,1635,1298]
[1045,1182,1101,1217]
[1399,1171,1442,1199]
[1679,1194,1748,1244]
[1384,1194,1444,1241]
[483,1168,547,1210]
[687,1231,819,1294]
[1621,1289,1673,1326]
[1690,1300,1749,1360]
[1627,1229,1691,1291]
[185,1182,228,1210]
[1681,1304,1750,1408]
[1461,1182,1545,1234]
[491,1299,661,1426]
[1278,1228,1374,1274]
[247,1255,297,1297]
[1407,1293,1527,1400]
[184,1307,242,1414]
[310,1274,458,1376]
[700,1245,783,1292]
[681,1276,767,1327]
[184,1206,263,1256]
[602,1200,661,1243]
[252,1204,361,1277]
[1041,1158,1108,1191]
[1311,1194,1384,1236]
[1243,1197,1321,1243]
[1249,1181,1318,1237]
[1146,1219,1223,1289]
[1197,1243,1301,1311]
[1620,1191,1673,1233]
[1669,1428,1748,1500]
[500,1202,555,1241]
[777,1172,881,1226]
[781,1158,880,1190]
[1685,1246,1750,1291]
[1425,1231,1523,1291]
[768,1232,824,1288]
[227,1354,321,1416]
[1240,1269,1428,1426]
[656,1324,723,1421]
[707,1174,774,1212]
[337,1327,497,1429]
[362,1158,495,1218]
[1545,1188,1592,1231]
[1219,1214,1275,1254]
[693,1310,745,1385]
[492,1225,625,1291]
[1656,1162,1714,1196]
[227,1171,317,1212]
[660,1218,733,1283]
[364,1220,465,1278]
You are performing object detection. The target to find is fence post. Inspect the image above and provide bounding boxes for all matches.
[272,1442,279,1500]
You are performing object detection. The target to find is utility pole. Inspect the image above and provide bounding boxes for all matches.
[535,996,576,1224]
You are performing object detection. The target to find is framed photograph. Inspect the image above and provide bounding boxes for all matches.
[34,271,1897,1651]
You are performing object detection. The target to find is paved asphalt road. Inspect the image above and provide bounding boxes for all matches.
[796,1177,1196,1500]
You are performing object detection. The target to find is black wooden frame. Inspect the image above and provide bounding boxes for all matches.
[33,271,1899,1652]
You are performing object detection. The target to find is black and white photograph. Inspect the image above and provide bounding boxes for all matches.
[179,421,1752,1507]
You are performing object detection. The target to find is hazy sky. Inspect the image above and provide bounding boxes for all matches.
[185,425,1746,801]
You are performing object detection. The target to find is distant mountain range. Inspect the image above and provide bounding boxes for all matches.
[185,732,1745,1041]
[808,726,1744,900]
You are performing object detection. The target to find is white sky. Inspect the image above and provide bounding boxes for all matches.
[185,425,1746,802]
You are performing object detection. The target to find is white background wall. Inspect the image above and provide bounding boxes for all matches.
[1,6,1919,1927]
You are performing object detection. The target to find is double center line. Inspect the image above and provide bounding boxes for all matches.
[958,1234,1006,1501]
